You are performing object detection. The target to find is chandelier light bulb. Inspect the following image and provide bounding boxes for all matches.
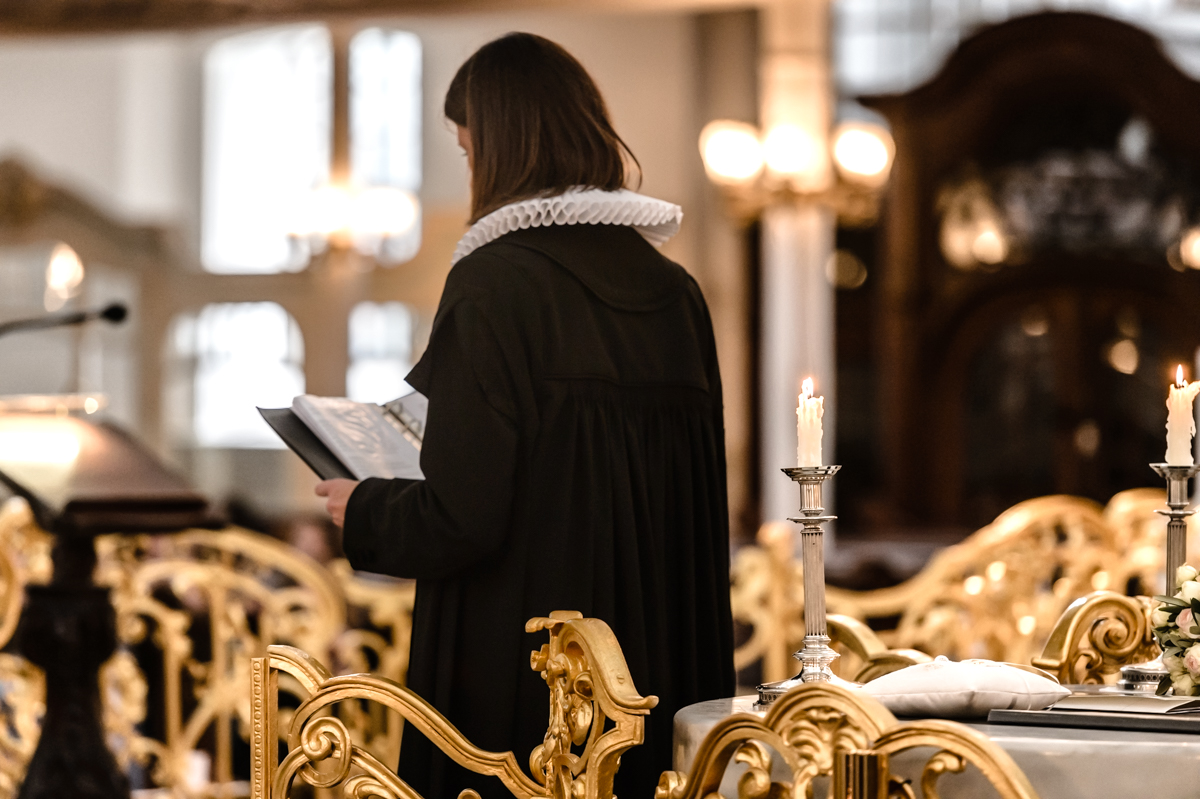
[1180,227,1200,269]
[832,124,893,185]
[971,225,1009,265]
[699,120,763,184]
[353,187,420,238]
[762,124,821,178]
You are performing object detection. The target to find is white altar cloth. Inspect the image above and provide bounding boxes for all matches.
[675,696,1200,798]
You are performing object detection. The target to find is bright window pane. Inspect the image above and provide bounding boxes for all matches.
[202,26,331,274]
[346,301,414,403]
[191,303,305,448]
[350,28,422,264]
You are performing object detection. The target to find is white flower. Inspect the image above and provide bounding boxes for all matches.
[1152,606,1173,629]
[1184,645,1200,677]
[1164,652,1183,673]
[1179,565,1199,586]
[1182,581,1200,603]
[1177,609,1200,639]
[1173,672,1197,696]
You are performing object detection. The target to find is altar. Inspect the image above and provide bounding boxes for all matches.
[675,696,1200,798]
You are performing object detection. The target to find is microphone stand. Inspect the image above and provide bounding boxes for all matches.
[0,303,127,340]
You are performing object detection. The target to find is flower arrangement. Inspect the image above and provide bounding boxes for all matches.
[1152,564,1200,695]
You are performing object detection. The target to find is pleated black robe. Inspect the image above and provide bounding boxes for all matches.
[342,222,735,799]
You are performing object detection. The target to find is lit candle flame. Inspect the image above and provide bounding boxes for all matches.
[1178,364,1186,388]
[801,377,814,399]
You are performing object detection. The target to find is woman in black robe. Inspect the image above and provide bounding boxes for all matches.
[317,32,734,799]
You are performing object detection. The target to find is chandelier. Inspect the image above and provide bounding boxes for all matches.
[698,114,895,224]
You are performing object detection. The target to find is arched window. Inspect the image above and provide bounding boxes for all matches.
[202,26,331,274]
[346,301,415,404]
[175,302,305,448]
[351,28,423,264]
[202,25,423,272]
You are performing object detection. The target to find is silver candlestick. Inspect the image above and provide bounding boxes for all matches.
[1117,462,1200,692]
[757,465,846,706]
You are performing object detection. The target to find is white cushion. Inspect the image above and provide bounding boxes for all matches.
[860,656,1070,719]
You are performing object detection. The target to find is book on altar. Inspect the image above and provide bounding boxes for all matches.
[258,392,427,481]
[1050,694,1200,715]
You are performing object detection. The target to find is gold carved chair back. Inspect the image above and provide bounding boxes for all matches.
[734,495,1127,674]
[327,559,416,767]
[830,496,1123,664]
[251,611,657,799]
[96,526,348,796]
[1032,590,1159,684]
[656,682,1039,799]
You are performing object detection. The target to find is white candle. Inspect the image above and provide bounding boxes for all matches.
[1166,364,1200,466]
[797,377,824,467]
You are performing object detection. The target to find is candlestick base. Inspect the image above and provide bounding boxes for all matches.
[756,465,844,707]
[1119,463,1200,697]
[1116,657,1170,694]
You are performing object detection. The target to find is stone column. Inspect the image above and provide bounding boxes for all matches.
[758,0,838,526]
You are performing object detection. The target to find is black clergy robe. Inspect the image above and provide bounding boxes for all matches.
[342,222,735,799]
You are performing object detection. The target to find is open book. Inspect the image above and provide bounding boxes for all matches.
[258,392,427,481]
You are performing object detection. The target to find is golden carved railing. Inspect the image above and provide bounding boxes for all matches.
[251,611,657,799]
[733,495,1131,677]
[656,682,1039,799]
[95,526,350,792]
[0,499,51,798]
[0,497,419,799]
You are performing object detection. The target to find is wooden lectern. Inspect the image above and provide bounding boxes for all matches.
[0,413,213,799]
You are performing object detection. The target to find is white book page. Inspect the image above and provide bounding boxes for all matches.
[292,395,424,480]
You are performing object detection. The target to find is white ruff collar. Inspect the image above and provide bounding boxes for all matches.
[451,188,682,264]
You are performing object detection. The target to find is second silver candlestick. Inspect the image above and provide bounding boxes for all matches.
[757,464,843,706]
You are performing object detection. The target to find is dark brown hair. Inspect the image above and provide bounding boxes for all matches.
[445,32,641,223]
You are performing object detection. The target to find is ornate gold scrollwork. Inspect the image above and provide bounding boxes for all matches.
[328,560,416,768]
[94,526,349,794]
[1032,590,1158,684]
[734,495,1129,676]
[658,683,1039,799]
[253,613,656,799]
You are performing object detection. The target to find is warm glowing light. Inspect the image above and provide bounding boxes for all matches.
[83,397,100,415]
[801,377,814,399]
[832,123,893,186]
[293,184,421,256]
[1017,615,1037,636]
[971,227,1008,265]
[762,124,821,178]
[303,185,354,238]
[699,121,763,184]
[352,187,420,238]
[1091,571,1110,591]
[1107,339,1139,375]
[963,575,985,596]
[985,560,1007,582]
[1178,364,1187,387]
[0,429,80,466]
[44,243,85,311]
[1182,228,1200,269]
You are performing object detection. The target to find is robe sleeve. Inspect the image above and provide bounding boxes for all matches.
[340,297,520,580]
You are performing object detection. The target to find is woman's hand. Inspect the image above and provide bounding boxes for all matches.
[315,479,360,528]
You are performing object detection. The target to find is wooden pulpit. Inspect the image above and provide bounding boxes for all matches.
[0,412,213,799]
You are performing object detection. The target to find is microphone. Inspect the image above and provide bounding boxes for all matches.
[0,303,128,340]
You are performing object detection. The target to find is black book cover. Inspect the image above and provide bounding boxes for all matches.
[257,407,355,481]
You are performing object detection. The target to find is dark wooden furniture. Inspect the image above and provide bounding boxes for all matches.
[0,413,211,799]
[836,12,1200,536]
